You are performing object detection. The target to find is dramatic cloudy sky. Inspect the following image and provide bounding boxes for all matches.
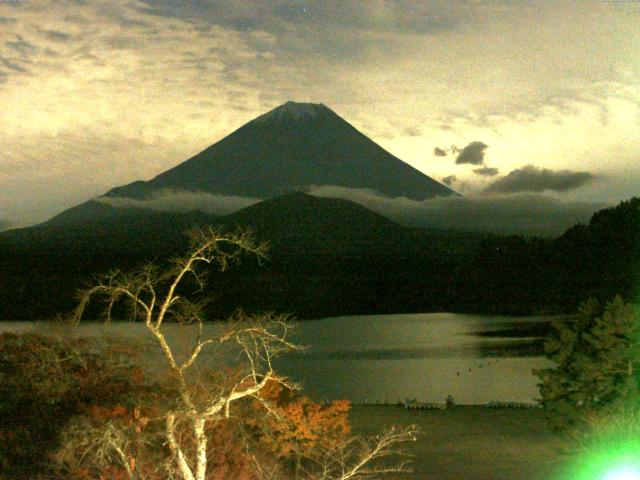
[1,0,639,231]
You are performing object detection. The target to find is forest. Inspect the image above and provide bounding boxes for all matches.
[0,196,637,321]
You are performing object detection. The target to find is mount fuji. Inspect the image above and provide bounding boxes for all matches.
[44,101,457,226]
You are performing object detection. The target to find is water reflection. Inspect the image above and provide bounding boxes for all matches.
[0,313,554,405]
[274,313,552,404]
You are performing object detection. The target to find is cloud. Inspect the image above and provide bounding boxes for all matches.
[441,175,457,186]
[473,167,499,177]
[38,29,72,42]
[135,1,461,36]
[96,189,262,216]
[1,56,29,73]
[0,219,12,232]
[455,141,488,165]
[307,185,605,237]
[484,165,595,194]
[5,35,36,54]
[434,147,447,157]
[404,126,421,137]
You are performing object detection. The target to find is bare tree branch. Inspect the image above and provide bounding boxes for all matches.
[300,426,419,480]
[72,227,295,480]
[72,226,414,480]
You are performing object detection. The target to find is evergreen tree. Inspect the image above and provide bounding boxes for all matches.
[535,296,640,432]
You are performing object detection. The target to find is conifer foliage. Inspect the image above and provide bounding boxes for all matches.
[535,296,640,432]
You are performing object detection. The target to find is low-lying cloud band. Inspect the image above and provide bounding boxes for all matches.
[92,185,607,238]
[307,185,605,237]
[484,165,595,193]
[96,190,262,216]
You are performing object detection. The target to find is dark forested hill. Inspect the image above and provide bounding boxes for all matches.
[1,195,637,320]
[0,193,481,320]
[456,197,640,314]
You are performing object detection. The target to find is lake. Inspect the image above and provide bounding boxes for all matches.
[0,313,553,405]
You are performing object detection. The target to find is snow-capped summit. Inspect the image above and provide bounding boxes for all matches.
[137,100,456,200]
[254,101,331,124]
[43,101,458,226]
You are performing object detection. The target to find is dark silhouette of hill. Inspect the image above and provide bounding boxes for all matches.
[1,194,637,320]
[0,193,480,320]
[0,192,434,258]
[114,102,456,200]
[0,210,211,257]
[223,192,414,256]
[36,196,151,228]
[43,101,456,227]
[0,193,640,319]
[456,197,640,314]
[551,196,640,306]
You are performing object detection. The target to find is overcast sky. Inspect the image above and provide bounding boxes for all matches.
[1,0,638,229]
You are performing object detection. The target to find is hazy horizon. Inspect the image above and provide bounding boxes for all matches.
[1,1,638,231]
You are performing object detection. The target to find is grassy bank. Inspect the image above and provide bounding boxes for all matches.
[349,405,569,480]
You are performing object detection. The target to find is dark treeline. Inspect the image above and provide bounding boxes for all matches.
[457,197,640,315]
[0,196,638,321]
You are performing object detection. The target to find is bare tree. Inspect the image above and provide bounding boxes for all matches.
[74,226,416,480]
[297,425,418,480]
[74,226,298,480]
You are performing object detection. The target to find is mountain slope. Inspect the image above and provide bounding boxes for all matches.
[133,102,456,200]
[0,193,416,257]
[44,101,455,227]
[0,192,470,320]
[0,210,217,257]
[223,192,412,255]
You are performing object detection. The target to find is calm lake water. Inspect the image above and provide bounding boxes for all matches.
[0,313,553,405]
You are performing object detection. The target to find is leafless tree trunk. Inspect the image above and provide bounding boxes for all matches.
[74,226,299,480]
[74,225,417,480]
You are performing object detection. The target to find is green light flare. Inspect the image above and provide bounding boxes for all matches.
[557,437,640,480]
[602,464,640,480]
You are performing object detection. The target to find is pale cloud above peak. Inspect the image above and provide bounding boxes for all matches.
[484,166,596,194]
[0,0,638,226]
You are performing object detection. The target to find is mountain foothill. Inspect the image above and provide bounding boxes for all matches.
[0,102,637,320]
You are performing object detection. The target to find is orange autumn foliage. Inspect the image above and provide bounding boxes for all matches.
[251,380,351,459]
[202,420,256,480]
[1,333,354,479]
[0,333,151,477]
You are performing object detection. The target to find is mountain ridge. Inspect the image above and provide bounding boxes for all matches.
[0,192,421,257]
[42,101,456,227]
[0,192,473,319]
[118,101,456,200]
